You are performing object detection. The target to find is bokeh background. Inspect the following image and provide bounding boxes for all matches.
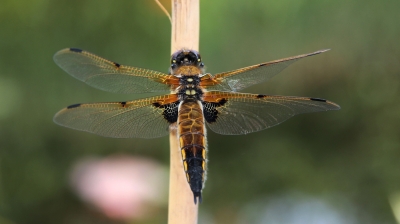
[1,0,399,223]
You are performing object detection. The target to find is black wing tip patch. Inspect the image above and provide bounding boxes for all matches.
[256,94,266,98]
[310,98,327,102]
[69,48,83,53]
[310,98,341,110]
[67,47,120,67]
[67,103,81,109]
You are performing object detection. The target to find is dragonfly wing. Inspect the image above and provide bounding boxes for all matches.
[54,48,179,94]
[202,49,329,92]
[202,91,340,135]
[54,94,179,138]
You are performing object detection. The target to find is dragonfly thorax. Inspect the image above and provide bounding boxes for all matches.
[178,84,203,101]
[177,73,203,101]
[180,75,201,86]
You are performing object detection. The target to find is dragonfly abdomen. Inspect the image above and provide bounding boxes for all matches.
[177,100,207,204]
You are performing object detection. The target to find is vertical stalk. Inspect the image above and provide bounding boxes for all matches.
[168,0,199,224]
[171,0,199,52]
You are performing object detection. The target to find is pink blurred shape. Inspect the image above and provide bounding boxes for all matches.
[70,155,167,220]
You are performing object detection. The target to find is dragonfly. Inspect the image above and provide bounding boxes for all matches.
[53,48,340,203]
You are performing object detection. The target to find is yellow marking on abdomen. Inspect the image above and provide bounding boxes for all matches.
[183,161,188,171]
[181,149,186,161]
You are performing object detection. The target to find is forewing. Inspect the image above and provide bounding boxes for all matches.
[53,94,179,138]
[203,91,340,135]
[201,49,329,92]
[53,48,179,94]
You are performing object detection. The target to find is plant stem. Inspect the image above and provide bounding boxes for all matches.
[170,0,199,53]
[168,0,199,224]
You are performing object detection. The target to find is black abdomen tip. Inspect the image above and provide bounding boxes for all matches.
[193,191,202,204]
[69,48,83,53]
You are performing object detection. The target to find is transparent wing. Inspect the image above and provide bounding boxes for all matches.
[53,48,179,94]
[203,91,340,135]
[53,94,179,138]
[201,49,329,92]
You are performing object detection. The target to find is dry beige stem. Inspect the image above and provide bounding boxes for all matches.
[168,1,200,224]
[171,0,199,52]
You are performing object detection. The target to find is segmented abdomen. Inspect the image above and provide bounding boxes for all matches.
[177,100,207,203]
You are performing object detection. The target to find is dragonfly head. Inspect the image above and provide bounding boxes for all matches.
[170,49,205,74]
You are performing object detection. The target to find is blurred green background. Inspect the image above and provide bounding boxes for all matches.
[1,0,399,223]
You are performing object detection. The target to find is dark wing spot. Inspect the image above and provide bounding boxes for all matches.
[113,62,121,68]
[152,102,161,107]
[203,98,227,123]
[259,63,267,67]
[256,94,266,98]
[219,98,227,105]
[310,98,327,102]
[120,102,127,107]
[153,101,179,123]
[69,48,83,53]
[67,103,81,109]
